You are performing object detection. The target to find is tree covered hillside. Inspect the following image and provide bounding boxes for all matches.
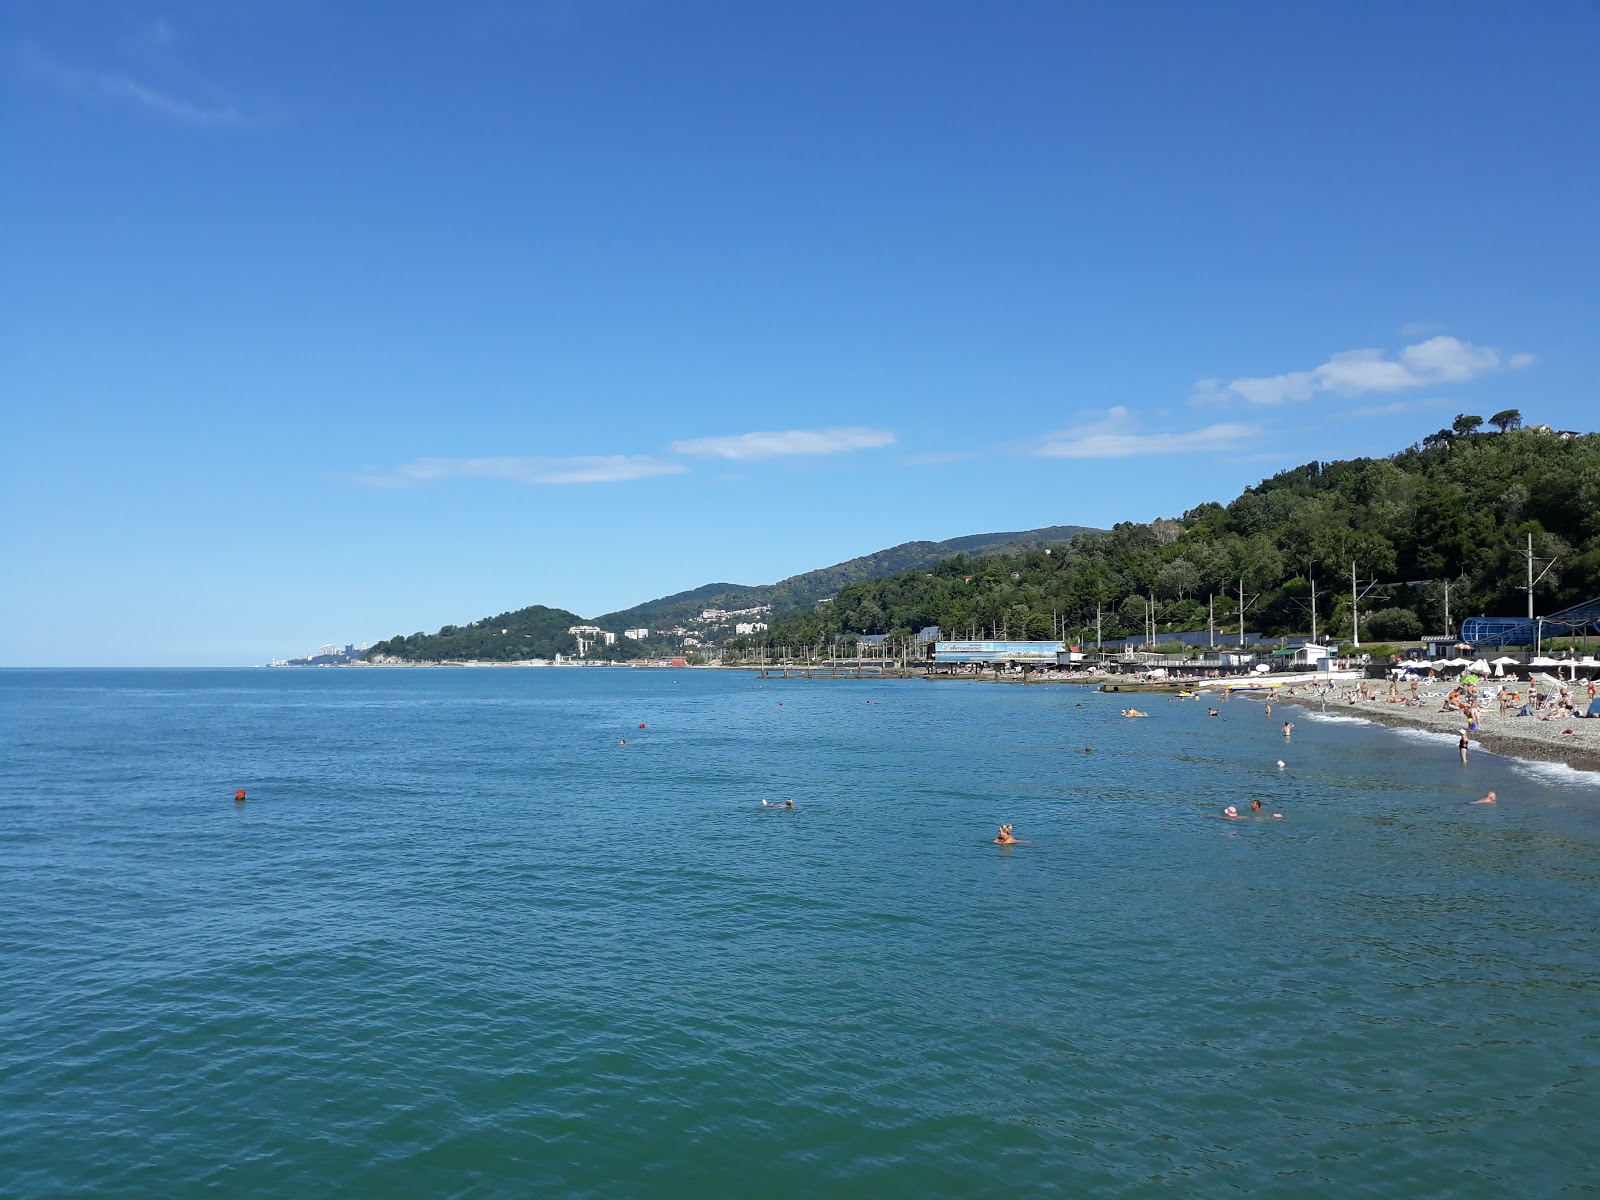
[367,604,591,662]
[594,524,1098,630]
[762,423,1600,649]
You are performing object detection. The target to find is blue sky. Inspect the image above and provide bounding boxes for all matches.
[4,1,1597,666]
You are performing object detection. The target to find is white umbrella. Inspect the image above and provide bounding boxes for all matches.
[1530,656,1564,667]
[1467,659,1490,673]
[1490,656,1520,665]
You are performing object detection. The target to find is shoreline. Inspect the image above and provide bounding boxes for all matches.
[1238,686,1600,776]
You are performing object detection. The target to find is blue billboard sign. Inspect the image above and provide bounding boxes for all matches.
[933,640,1064,663]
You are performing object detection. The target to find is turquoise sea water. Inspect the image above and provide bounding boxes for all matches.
[2,668,1597,1197]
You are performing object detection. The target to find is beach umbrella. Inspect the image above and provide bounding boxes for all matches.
[1490,656,1520,665]
[1467,659,1490,673]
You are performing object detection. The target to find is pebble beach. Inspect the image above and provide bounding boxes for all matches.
[1261,680,1600,774]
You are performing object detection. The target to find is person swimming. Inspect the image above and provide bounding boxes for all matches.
[1083,746,1093,754]
[1223,805,1242,819]
[761,798,795,809]
[1472,791,1497,804]
[994,823,1018,844]
[1282,722,1294,738]
[1207,708,1220,717]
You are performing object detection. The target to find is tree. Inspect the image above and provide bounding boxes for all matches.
[1154,558,1201,599]
[1452,413,1484,437]
[1489,408,1523,433]
[1421,428,1454,451]
[1364,607,1423,641]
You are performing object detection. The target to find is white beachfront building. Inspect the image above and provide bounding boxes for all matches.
[1271,642,1336,669]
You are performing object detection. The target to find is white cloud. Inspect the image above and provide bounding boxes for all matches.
[669,426,896,460]
[1037,407,1254,459]
[1219,336,1529,406]
[20,44,240,126]
[358,455,687,487]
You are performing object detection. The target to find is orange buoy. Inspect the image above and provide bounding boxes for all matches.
[234,789,247,803]
[639,723,646,729]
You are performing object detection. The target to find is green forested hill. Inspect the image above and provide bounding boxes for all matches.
[762,424,1600,649]
[593,524,1099,630]
[363,525,1100,661]
[367,605,586,662]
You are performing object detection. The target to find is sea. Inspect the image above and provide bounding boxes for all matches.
[2,668,1597,1197]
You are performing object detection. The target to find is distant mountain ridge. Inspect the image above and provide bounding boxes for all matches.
[364,524,1101,662]
[594,525,1102,630]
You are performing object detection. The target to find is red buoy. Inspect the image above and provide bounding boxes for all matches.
[234,789,247,803]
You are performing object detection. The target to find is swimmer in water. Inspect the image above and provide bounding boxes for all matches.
[761,798,795,809]
[1207,708,1219,717]
[619,739,627,746]
[994,823,1018,844]
[1282,722,1294,739]
[1223,805,1242,819]
[1264,703,1272,718]
[1276,760,1286,770]
[1083,746,1093,754]
[1472,791,1497,804]
[1247,799,1283,819]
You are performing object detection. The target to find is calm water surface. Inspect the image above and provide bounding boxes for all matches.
[2,669,1597,1197]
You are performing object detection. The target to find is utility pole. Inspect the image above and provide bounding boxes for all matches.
[1520,532,1558,620]
[1310,570,1318,643]
[1238,579,1246,647]
[1352,560,1360,648]
[1208,594,1215,648]
[1349,561,1383,649]
[1095,602,1103,652]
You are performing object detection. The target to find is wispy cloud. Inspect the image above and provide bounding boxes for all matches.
[1348,397,1449,418]
[669,426,896,460]
[357,456,688,487]
[19,44,240,126]
[1037,407,1254,459]
[1216,336,1531,406]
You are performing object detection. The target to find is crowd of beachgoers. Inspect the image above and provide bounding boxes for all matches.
[1264,672,1600,772]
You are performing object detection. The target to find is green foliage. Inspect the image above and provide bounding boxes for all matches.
[1364,607,1423,641]
[367,605,593,662]
[764,427,1600,651]
[1452,413,1484,437]
[594,525,1099,629]
[1489,409,1523,433]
